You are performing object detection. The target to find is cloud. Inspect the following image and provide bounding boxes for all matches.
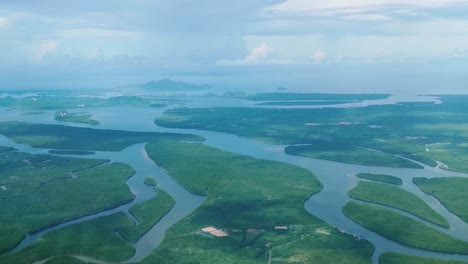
[34,40,58,60]
[342,14,392,21]
[245,43,272,61]
[216,43,274,65]
[312,51,327,62]
[269,0,468,13]
[0,17,7,28]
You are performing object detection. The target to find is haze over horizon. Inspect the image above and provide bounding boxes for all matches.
[1,0,467,93]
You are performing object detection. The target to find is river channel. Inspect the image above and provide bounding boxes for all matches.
[1,94,467,264]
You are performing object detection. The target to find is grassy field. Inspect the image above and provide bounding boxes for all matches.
[356,173,402,185]
[0,147,135,254]
[120,188,175,242]
[139,139,374,264]
[55,111,100,125]
[348,181,448,227]
[286,144,422,168]
[379,252,468,264]
[0,121,203,151]
[343,201,468,254]
[414,177,468,224]
[1,213,136,263]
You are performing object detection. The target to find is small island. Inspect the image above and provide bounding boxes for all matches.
[54,111,100,125]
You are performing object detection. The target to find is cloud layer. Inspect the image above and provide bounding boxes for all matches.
[1,0,468,90]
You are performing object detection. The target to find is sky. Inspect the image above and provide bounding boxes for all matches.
[0,0,468,93]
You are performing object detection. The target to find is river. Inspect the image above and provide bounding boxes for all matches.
[1,94,467,264]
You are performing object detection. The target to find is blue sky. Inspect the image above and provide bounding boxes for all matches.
[1,0,468,92]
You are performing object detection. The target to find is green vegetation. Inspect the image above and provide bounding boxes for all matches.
[1,213,135,263]
[348,181,448,227]
[143,177,157,186]
[48,150,95,155]
[379,252,468,264]
[139,139,374,264]
[414,177,468,224]
[256,100,361,106]
[54,111,100,125]
[120,188,175,242]
[0,95,186,110]
[0,147,135,254]
[155,96,468,173]
[343,201,468,254]
[286,144,421,168]
[43,256,88,264]
[356,173,402,185]
[0,121,203,151]
[244,93,390,101]
[132,79,211,91]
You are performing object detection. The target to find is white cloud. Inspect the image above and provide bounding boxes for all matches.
[269,0,468,13]
[55,28,141,39]
[0,17,8,28]
[34,40,58,60]
[245,43,272,62]
[342,14,392,21]
[312,51,327,62]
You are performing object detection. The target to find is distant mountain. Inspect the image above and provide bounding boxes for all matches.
[128,79,211,91]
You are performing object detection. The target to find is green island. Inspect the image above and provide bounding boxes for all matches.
[285,143,421,168]
[0,213,136,263]
[380,252,468,264]
[0,121,203,151]
[343,201,468,254]
[356,173,403,185]
[54,111,100,125]
[43,256,89,264]
[143,177,157,186]
[414,177,468,224]
[348,181,448,227]
[0,95,186,110]
[48,150,95,155]
[120,188,175,242]
[0,146,135,253]
[138,139,374,264]
[155,96,468,173]
[243,93,390,101]
[256,100,362,106]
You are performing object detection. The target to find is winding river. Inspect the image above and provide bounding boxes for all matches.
[1,94,468,264]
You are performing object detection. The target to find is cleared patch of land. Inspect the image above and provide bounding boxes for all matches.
[120,188,175,242]
[348,181,448,227]
[379,252,468,264]
[356,173,402,185]
[0,213,135,263]
[414,177,468,224]
[139,139,374,264]
[343,201,468,254]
